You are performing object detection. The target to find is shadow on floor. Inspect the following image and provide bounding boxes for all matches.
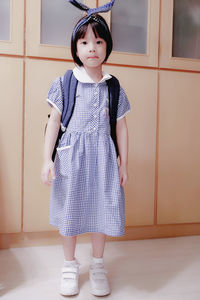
[0,249,25,297]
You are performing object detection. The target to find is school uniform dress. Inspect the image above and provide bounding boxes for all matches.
[47,66,130,237]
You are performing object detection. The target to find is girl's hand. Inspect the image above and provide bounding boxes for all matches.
[118,164,128,187]
[41,160,56,186]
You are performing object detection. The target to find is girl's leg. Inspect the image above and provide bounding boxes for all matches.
[90,233,110,296]
[62,236,77,261]
[91,233,106,258]
[60,236,79,296]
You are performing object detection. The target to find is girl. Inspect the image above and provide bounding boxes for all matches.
[41,0,130,296]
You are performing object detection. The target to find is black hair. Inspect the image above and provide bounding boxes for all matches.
[71,14,113,66]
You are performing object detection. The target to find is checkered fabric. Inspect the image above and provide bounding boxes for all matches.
[46,68,130,236]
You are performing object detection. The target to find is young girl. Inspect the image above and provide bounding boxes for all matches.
[41,0,130,296]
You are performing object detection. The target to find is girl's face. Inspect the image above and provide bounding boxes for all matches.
[76,24,107,69]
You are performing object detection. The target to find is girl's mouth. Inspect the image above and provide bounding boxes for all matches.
[88,56,99,59]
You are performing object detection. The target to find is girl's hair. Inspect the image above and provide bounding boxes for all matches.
[71,14,113,66]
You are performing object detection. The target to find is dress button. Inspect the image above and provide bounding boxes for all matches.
[94,91,98,95]
[94,103,97,107]
[93,127,96,131]
[94,114,97,118]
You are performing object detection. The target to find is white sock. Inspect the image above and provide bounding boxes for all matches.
[92,257,104,265]
[64,259,77,266]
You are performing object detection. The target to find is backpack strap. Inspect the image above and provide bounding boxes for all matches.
[107,75,120,156]
[51,70,78,161]
[62,70,78,129]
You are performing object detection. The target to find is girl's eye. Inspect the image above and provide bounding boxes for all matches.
[81,41,87,45]
[97,40,102,45]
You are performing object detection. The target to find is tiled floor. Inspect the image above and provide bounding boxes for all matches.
[1,236,200,299]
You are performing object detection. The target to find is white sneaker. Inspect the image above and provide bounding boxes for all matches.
[89,263,110,296]
[60,260,79,296]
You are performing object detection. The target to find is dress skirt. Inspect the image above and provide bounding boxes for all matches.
[49,131,125,237]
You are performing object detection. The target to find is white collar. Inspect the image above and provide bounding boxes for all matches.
[73,66,112,84]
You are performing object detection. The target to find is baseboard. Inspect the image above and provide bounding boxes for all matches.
[1,224,200,249]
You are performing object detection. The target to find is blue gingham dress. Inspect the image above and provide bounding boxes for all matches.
[47,67,130,237]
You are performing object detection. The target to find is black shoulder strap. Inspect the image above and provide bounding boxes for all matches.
[107,75,120,156]
[51,70,78,161]
[62,70,78,128]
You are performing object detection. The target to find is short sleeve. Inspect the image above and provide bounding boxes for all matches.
[46,77,63,114]
[117,87,131,121]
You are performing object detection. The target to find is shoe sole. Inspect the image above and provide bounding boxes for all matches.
[60,288,79,296]
[91,288,110,297]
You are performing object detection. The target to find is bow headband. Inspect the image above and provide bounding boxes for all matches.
[69,0,116,39]
[69,0,116,15]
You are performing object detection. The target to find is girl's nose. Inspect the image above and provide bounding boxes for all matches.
[89,43,96,52]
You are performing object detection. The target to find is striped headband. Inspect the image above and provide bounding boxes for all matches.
[69,0,116,39]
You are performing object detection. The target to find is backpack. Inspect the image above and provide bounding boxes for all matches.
[48,70,120,161]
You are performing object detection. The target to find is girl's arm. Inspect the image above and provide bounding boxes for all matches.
[116,116,129,187]
[41,107,61,185]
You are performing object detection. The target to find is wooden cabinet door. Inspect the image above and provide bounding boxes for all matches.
[0,58,23,233]
[23,59,75,232]
[103,65,158,226]
[158,71,200,224]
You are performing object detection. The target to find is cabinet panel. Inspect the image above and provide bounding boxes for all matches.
[24,59,75,232]
[173,0,200,60]
[104,65,158,226]
[26,0,94,59]
[111,0,148,54]
[0,57,23,233]
[0,0,24,55]
[0,0,10,41]
[41,0,83,46]
[99,0,160,67]
[160,0,200,71]
[158,71,200,224]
